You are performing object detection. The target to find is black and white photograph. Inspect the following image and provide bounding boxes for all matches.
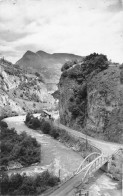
[0,0,123,195]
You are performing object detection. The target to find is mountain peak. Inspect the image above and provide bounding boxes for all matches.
[37,50,49,54]
[24,50,36,56]
[36,50,51,57]
[16,50,83,83]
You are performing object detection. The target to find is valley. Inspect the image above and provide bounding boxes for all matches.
[0,0,123,195]
[0,53,123,196]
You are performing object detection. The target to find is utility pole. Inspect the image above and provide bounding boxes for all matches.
[86,133,88,150]
[58,169,61,179]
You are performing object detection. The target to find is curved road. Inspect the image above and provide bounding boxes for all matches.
[55,122,123,156]
[49,120,123,196]
[4,113,123,196]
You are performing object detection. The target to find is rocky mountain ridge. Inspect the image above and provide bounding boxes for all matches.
[16,50,83,83]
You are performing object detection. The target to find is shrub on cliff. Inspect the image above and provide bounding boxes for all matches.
[74,84,87,100]
[68,103,80,118]
[35,72,40,77]
[120,69,123,84]
[119,63,123,69]
[61,70,68,77]
[52,90,60,100]
[61,60,78,72]
[31,93,40,102]
[68,65,83,79]
[66,53,109,80]
[68,84,87,123]
[84,53,109,71]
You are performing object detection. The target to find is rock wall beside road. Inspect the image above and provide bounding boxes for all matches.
[59,61,123,143]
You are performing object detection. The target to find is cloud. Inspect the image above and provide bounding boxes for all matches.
[0,0,123,63]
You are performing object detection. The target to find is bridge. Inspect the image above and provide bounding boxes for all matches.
[75,152,101,175]
[41,110,122,196]
[48,149,122,196]
[78,153,111,183]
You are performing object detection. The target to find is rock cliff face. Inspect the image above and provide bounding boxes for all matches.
[59,55,123,143]
[0,62,24,116]
[0,69,20,91]
[59,65,83,128]
[87,67,123,138]
[0,92,24,117]
[0,59,55,117]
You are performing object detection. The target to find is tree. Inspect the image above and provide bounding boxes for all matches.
[25,113,33,123]
[50,127,59,139]
[84,53,109,71]
[61,60,78,72]
[0,121,8,128]
[0,172,60,195]
[31,118,41,129]
[120,69,123,84]
[0,126,41,167]
[41,121,51,134]
[35,72,40,77]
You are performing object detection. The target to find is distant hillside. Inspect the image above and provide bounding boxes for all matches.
[16,50,83,83]
[0,58,57,118]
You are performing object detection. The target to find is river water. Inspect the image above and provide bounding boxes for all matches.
[4,116,122,195]
[5,116,83,180]
[88,170,122,196]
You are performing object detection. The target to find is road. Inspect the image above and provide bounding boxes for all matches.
[55,122,123,155]
[47,121,122,196]
[4,114,123,196]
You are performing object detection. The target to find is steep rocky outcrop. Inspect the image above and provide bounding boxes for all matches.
[59,54,123,143]
[0,91,24,117]
[0,59,56,117]
[0,68,21,91]
[0,60,24,116]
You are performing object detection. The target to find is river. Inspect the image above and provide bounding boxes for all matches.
[4,116,122,195]
[88,170,122,196]
[4,116,83,180]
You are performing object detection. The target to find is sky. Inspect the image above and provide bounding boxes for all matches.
[0,0,123,63]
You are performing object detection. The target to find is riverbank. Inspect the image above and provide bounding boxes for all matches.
[4,115,84,180]
[25,114,100,159]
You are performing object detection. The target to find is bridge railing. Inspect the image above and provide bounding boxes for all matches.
[81,155,108,182]
[81,148,123,183]
[75,152,101,175]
